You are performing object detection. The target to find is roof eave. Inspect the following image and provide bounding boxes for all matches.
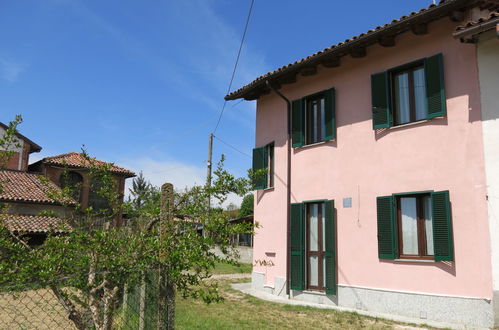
[225,0,474,101]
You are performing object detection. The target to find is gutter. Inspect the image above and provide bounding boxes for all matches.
[265,80,292,296]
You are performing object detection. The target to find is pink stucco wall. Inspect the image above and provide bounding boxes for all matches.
[253,18,493,299]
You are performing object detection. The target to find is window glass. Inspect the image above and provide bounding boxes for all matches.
[322,257,326,288]
[321,203,326,251]
[400,197,418,255]
[423,195,434,255]
[414,68,428,120]
[267,144,274,188]
[320,98,326,142]
[306,96,326,145]
[394,72,411,124]
[309,256,318,286]
[309,204,318,252]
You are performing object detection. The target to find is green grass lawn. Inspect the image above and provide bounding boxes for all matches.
[211,262,252,275]
[176,279,429,330]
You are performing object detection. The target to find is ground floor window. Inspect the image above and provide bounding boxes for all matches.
[377,190,454,261]
[397,194,434,259]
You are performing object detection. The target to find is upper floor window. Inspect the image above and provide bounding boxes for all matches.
[89,178,111,212]
[292,88,335,147]
[371,53,446,129]
[393,65,428,125]
[306,96,326,144]
[60,171,83,202]
[251,142,274,190]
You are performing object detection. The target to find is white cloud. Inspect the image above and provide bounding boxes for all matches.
[0,58,28,82]
[121,157,243,208]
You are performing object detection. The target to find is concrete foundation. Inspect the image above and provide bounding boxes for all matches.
[252,272,495,328]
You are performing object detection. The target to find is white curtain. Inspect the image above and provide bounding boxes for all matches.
[395,72,410,124]
[414,68,428,120]
[401,197,418,255]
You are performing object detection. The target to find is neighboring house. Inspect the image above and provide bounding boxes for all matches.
[225,0,499,328]
[229,214,253,247]
[0,124,135,240]
[0,170,74,245]
[0,122,41,171]
[29,152,135,227]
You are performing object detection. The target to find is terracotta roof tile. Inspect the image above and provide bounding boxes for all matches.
[0,170,70,205]
[2,214,72,233]
[35,152,135,177]
[224,0,475,101]
[455,10,499,30]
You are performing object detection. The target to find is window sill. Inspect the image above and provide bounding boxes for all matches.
[393,258,435,263]
[294,139,335,149]
[389,119,430,130]
[263,187,274,192]
[301,290,326,295]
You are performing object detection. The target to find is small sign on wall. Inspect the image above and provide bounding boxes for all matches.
[343,197,352,208]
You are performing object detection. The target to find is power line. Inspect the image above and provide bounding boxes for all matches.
[213,135,251,158]
[213,0,255,134]
[147,98,246,152]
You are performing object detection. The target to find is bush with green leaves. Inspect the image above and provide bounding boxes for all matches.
[0,118,254,329]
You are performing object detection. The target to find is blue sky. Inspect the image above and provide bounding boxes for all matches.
[1,0,435,204]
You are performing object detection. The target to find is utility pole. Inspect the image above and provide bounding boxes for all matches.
[206,133,213,206]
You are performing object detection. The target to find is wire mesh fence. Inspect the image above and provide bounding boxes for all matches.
[0,270,168,330]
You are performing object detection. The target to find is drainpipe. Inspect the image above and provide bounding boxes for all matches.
[265,80,292,296]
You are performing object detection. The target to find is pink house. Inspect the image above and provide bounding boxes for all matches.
[226,0,499,327]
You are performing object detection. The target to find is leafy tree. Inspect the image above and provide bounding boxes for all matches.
[239,194,254,218]
[0,137,253,330]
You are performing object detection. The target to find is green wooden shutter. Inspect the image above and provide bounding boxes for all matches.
[324,200,336,295]
[292,99,304,147]
[376,195,397,259]
[252,146,267,190]
[290,203,305,290]
[324,88,336,141]
[431,190,454,261]
[371,72,392,129]
[425,53,446,119]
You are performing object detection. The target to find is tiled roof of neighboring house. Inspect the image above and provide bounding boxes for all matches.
[455,10,499,31]
[224,0,479,101]
[0,170,71,205]
[2,214,72,233]
[0,122,42,153]
[32,152,135,177]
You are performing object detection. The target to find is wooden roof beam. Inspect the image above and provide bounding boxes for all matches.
[299,66,317,76]
[350,47,367,58]
[378,35,396,47]
[320,56,341,68]
[411,23,428,35]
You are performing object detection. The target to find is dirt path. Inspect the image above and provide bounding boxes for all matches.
[210,273,251,280]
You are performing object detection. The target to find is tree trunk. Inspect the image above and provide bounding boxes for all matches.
[50,286,87,330]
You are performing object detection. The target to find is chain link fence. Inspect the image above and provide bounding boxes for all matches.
[0,271,166,330]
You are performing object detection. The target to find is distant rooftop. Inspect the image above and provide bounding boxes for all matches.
[0,122,42,153]
[31,152,135,177]
[0,169,73,205]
